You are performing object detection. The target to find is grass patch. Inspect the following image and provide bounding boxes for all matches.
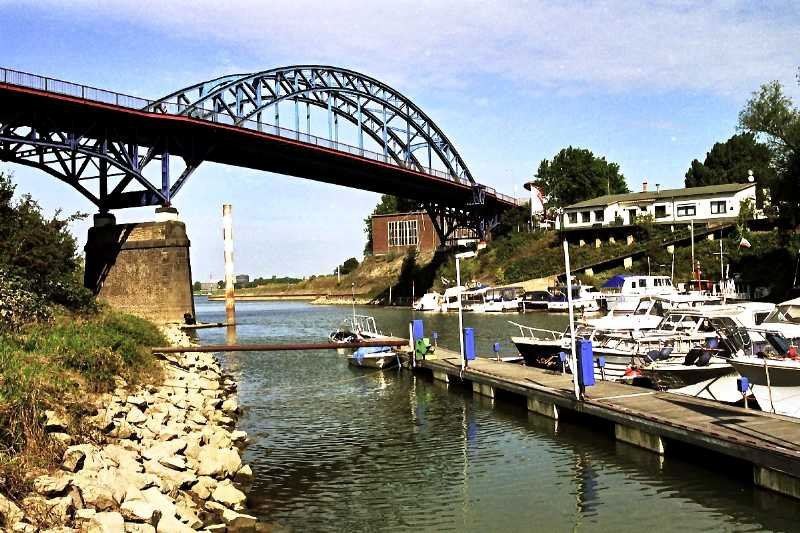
[0,308,165,497]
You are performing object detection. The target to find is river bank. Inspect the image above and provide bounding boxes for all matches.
[0,323,261,532]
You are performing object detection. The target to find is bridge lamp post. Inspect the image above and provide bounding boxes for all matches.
[455,250,477,371]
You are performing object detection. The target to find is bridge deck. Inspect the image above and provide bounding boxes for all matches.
[419,350,800,496]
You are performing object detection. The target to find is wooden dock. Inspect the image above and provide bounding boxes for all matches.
[417,348,800,500]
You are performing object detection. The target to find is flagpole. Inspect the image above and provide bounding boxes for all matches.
[563,240,580,400]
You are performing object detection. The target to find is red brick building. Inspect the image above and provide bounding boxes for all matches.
[371,211,440,255]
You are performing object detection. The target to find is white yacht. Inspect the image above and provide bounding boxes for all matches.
[413,291,443,312]
[442,285,466,312]
[462,286,491,312]
[484,287,525,312]
[603,275,679,313]
[546,285,604,313]
[750,297,800,342]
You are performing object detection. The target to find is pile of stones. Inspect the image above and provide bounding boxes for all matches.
[0,326,261,532]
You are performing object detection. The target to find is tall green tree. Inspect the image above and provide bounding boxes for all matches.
[363,194,420,254]
[739,75,800,224]
[685,133,775,187]
[532,147,628,208]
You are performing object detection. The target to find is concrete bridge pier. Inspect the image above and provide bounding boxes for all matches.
[84,207,195,324]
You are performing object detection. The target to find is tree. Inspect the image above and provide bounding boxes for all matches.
[363,194,420,254]
[739,75,800,224]
[192,281,202,292]
[0,171,91,309]
[532,147,628,209]
[685,133,775,187]
[337,257,360,275]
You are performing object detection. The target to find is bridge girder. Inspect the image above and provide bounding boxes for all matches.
[0,65,512,240]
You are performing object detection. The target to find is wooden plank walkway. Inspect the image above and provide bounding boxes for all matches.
[417,349,800,498]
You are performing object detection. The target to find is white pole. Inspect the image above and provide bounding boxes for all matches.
[457,257,466,371]
[351,282,356,326]
[690,221,695,274]
[337,266,340,283]
[563,240,580,400]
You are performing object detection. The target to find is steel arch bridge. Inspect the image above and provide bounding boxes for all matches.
[0,66,519,242]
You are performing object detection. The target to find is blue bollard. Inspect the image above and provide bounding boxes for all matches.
[596,356,606,381]
[464,327,476,361]
[492,342,501,361]
[432,331,439,347]
[411,319,424,342]
[576,339,596,388]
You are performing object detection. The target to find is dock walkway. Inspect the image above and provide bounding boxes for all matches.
[418,350,800,499]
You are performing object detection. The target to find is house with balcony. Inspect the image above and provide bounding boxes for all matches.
[561,182,757,229]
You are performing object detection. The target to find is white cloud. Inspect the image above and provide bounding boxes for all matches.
[28,0,800,99]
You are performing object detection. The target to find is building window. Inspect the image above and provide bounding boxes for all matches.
[567,212,577,224]
[388,219,418,247]
[594,209,604,222]
[710,200,726,214]
[676,204,696,217]
[655,205,667,219]
[580,211,591,223]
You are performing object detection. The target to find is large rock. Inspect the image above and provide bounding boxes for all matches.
[62,444,91,472]
[120,499,160,525]
[142,440,187,462]
[126,407,148,425]
[221,398,239,414]
[0,492,24,527]
[140,487,176,522]
[21,495,73,525]
[72,478,116,511]
[125,523,156,533]
[222,508,258,532]
[33,474,71,497]
[211,481,247,511]
[44,410,70,432]
[195,447,241,479]
[87,511,124,532]
[189,476,217,501]
[234,465,253,485]
[156,514,195,533]
[158,455,187,472]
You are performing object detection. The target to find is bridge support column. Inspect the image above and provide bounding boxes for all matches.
[84,209,195,324]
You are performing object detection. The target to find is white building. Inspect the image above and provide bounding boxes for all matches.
[562,182,756,229]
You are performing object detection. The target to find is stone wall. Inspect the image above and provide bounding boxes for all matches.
[84,220,195,324]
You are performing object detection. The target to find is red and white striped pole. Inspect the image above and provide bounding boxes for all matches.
[223,204,236,330]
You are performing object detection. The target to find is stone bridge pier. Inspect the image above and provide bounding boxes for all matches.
[84,207,195,324]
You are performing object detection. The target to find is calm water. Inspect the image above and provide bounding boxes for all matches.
[194,298,800,532]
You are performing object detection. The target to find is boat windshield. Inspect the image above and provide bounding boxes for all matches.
[657,313,699,332]
[763,304,800,325]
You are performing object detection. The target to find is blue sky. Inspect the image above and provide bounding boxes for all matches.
[1,1,798,280]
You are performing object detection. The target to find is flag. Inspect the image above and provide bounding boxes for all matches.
[739,237,751,248]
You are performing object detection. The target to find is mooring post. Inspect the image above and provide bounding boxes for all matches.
[222,204,236,342]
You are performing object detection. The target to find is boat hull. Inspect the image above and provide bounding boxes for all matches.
[348,353,399,369]
[730,358,800,417]
[640,363,743,403]
[511,336,568,368]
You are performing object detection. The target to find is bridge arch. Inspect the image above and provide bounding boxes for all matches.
[149,66,475,185]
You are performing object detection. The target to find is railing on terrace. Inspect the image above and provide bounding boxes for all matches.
[0,66,522,206]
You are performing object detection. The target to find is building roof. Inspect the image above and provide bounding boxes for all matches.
[370,211,427,218]
[565,182,755,209]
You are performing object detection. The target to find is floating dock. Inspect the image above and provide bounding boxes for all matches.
[417,348,800,500]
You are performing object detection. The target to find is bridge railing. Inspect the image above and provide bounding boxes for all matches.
[0,66,522,206]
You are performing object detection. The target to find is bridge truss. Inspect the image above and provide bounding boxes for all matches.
[0,66,517,243]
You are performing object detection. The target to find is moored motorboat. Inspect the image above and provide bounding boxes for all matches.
[518,291,550,311]
[414,291,443,311]
[348,346,400,369]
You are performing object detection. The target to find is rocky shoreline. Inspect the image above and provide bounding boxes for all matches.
[0,326,261,532]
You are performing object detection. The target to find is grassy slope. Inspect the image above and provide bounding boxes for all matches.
[215,250,437,301]
[0,309,165,496]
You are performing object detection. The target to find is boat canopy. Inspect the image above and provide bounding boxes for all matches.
[603,275,628,289]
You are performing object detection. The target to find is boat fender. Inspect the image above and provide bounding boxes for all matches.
[684,348,702,366]
[695,350,712,367]
[644,349,660,363]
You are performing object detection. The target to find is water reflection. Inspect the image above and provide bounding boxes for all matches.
[194,298,800,532]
